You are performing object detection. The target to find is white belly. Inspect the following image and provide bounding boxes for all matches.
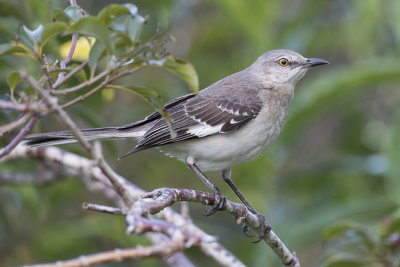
[159,106,287,172]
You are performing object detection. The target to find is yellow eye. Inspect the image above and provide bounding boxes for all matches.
[279,58,289,67]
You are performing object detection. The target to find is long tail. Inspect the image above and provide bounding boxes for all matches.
[23,126,148,147]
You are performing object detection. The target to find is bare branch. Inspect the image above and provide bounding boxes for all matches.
[0,115,39,159]
[142,188,301,267]
[0,99,44,112]
[0,170,61,185]
[52,60,89,89]
[1,145,245,267]
[53,0,79,89]
[0,112,31,134]
[25,239,185,267]
[147,233,195,267]
[82,202,126,215]
[53,68,110,95]
[60,66,141,109]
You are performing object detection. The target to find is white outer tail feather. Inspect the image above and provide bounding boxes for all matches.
[23,127,147,147]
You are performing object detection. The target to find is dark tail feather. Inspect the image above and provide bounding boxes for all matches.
[23,127,146,147]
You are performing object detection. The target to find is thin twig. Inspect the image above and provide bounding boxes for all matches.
[52,60,89,89]
[147,233,195,267]
[0,99,44,112]
[53,0,79,89]
[0,112,32,134]
[82,202,126,215]
[0,170,60,185]
[24,240,185,267]
[53,33,79,87]
[61,67,141,109]
[53,68,110,95]
[42,54,54,89]
[0,116,39,159]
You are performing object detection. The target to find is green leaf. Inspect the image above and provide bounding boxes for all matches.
[53,8,71,23]
[64,6,83,22]
[323,221,355,241]
[40,21,67,48]
[126,15,145,41]
[386,115,400,205]
[7,72,21,102]
[321,253,371,267]
[0,43,27,58]
[70,17,114,53]
[112,85,163,109]
[23,86,34,95]
[88,41,106,71]
[0,2,24,22]
[23,24,44,44]
[386,212,400,235]
[323,221,376,250]
[109,15,145,42]
[150,56,199,93]
[97,4,130,26]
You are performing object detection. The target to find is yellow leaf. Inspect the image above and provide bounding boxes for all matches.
[59,37,95,61]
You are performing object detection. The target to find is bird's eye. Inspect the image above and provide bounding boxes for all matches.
[279,58,289,67]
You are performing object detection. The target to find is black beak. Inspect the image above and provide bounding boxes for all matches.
[306,58,329,67]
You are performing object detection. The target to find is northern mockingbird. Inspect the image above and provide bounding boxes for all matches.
[25,49,328,241]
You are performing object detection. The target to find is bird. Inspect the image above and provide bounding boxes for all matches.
[24,49,329,241]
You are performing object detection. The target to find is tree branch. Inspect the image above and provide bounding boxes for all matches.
[25,239,185,267]
[0,99,44,112]
[52,60,89,90]
[0,115,39,159]
[0,170,60,185]
[0,112,32,134]
[53,0,79,89]
[82,202,126,215]
[142,188,300,267]
[1,145,245,267]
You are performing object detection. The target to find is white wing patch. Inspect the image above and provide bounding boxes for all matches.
[186,123,223,137]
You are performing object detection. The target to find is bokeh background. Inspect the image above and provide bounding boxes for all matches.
[1,0,400,266]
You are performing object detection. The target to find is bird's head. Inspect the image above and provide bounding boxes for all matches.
[251,49,329,87]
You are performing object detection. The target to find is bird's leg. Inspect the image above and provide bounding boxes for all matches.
[186,161,227,216]
[221,169,271,242]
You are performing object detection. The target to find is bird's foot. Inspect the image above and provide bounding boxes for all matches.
[240,212,271,242]
[241,223,254,237]
[202,192,227,216]
[252,212,271,243]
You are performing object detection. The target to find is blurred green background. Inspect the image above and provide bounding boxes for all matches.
[1,0,400,266]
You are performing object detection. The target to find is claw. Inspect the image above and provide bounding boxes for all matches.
[252,213,271,243]
[202,192,227,216]
[201,203,214,216]
[241,224,254,237]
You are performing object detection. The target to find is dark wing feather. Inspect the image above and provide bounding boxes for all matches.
[116,93,196,130]
[126,95,262,154]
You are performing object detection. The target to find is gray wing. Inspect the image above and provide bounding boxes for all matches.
[116,93,197,130]
[123,94,262,155]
